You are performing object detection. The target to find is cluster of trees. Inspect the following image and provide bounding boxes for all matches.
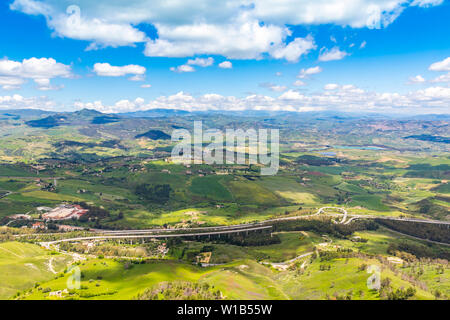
[135,184,172,204]
[0,227,23,242]
[0,217,30,228]
[387,241,450,261]
[319,249,354,262]
[219,232,281,247]
[59,242,148,258]
[319,264,332,271]
[377,219,450,244]
[325,291,354,300]
[379,278,416,300]
[273,218,378,239]
[405,164,450,179]
[295,155,342,166]
[135,281,222,300]
[76,202,110,220]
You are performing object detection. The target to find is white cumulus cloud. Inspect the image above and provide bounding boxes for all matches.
[293,80,306,86]
[408,75,426,84]
[298,66,322,79]
[218,61,233,69]
[429,57,450,72]
[0,57,72,90]
[5,84,450,114]
[187,57,214,67]
[170,65,195,73]
[0,94,57,110]
[319,47,348,62]
[324,83,339,90]
[269,36,316,62]
[93,63,146,77]
[10,1,443,60]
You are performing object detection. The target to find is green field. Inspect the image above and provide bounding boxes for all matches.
[0,242,71,299]
[189,176,233,201]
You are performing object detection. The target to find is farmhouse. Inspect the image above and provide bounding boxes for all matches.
[32,222,46,230]
[42,204,88,221]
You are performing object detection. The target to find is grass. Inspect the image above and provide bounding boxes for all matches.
[20,258,290,300]
[349,195,391,211]
[257,176,319,204]
[246,232,323,262]
[189,176,233,201]
[22,259,229,300]
[227,179,283,206]
[22,190,83,202]
[0,242,71,299]
[19,253,439,300]
[0,165,39,177]
[281,257,434,300]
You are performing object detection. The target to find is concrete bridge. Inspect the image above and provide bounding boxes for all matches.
[40,225,273,246]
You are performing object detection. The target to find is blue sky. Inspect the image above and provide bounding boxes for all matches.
[0,0,449,114]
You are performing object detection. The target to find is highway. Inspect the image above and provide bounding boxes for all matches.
[37,207,450,247]
[95,221,271,235]
[41,225,273,245]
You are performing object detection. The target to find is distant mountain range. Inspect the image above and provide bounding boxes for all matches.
[1,108,450,124]
[119,108,190,118]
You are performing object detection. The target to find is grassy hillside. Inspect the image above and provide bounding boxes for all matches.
[0,242,71,299]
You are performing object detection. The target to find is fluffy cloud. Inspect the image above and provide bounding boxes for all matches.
[170,57,215,73]
[324,83,339,90]
[251,0,438,28]
[144,16,292,60]
[140,84,152,88]
[269,36,316,62]
[65,84,450,114]
[170,65,195,73]
[0,94,57,110]
[187,57,214,67]
[429,57,450,72]
[431,73,450,83]
[428,57,450,84]
[293,80,306,86]
[3,83,449,114]
[318,47,348,62]
[10,1,442,59]
[10,2,147,49]
[93,63,146,81]
[0,77,25,91]
[298,66,322,79]
[408,75,426,84]
[0,57,71,90]
[219,61,233,69]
